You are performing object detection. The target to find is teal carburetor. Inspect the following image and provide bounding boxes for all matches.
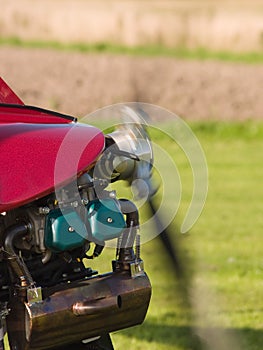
[45,198,126,252]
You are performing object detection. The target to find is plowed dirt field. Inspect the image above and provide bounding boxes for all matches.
[2,46,263,120]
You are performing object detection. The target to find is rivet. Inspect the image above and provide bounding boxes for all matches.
[109,191,116,199]
[68,227,75,232]
[107,217,113,223]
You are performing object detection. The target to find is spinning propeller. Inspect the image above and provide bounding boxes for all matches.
[82,103,240,350]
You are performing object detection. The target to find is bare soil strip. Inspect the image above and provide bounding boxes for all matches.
[2,47,263,120]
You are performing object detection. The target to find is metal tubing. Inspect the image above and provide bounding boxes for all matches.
[119,199,139,227]
[115,199,139,267]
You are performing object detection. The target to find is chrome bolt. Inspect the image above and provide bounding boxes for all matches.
[71,201,79,208]
[68,226,75,232]
[107,217,113,223]
[82,199,89,205]
[38,207,50,215]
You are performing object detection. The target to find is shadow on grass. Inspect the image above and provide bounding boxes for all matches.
[117,317,263,350]
[116,321,203,349]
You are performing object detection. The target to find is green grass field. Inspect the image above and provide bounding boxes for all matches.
[103,121,263,350]
[1,37,263,64]
[4,121,262,349]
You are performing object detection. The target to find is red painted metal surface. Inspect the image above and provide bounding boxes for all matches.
[0,104,76,124]
[0,108,105,212]
[0,77,24,105]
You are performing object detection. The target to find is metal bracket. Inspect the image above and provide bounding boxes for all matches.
[130,260,145,278]
[112,259,145,278]
[27,287,43,305]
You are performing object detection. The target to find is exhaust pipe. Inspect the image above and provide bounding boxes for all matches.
[7,271,151,350]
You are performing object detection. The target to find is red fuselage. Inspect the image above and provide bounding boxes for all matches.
[0,79,105,212]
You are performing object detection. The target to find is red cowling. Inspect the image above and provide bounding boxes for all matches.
[0,79,105,212]
[0,77,24,105]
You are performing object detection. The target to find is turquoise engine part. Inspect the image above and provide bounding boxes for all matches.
[45,208,87,252]
[86,198,126,243]
[44,199,126,252]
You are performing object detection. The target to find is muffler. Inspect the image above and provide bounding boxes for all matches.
[6,272,151,350]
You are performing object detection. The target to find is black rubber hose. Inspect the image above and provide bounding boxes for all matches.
[4,223,33,286]
[4,223,29,257]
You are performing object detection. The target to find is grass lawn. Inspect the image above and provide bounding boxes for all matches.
[104,120,263,350]
[4,120,262,349]
[1,37,263,64]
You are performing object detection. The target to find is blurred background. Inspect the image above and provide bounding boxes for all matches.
[1,0,263,120]
[1,1,263,349]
